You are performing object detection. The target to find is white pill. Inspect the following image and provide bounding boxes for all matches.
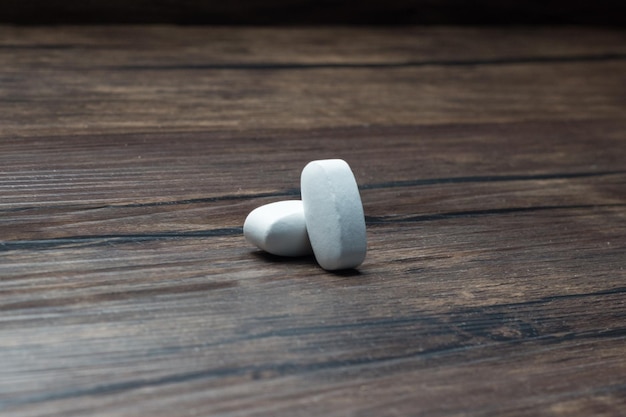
[301,159,367,270]
[243,200,313,257]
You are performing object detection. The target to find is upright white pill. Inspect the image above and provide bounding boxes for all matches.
[243,200,313,257]
[301,159,367,270]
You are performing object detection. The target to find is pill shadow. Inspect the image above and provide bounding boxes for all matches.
[251,250,318,266]
[250,251,362,277]
[329,268,362,277]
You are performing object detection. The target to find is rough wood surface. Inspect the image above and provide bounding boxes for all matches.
[1,26,625,416]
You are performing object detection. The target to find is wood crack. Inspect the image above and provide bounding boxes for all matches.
[110,53,626,71]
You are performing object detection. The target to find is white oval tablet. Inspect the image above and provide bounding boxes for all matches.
[243,200,313,257]
[301,159,367,270]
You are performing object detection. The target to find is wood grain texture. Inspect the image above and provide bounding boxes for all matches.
[0,26,625,416]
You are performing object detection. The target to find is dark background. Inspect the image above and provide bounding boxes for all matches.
[2,0,626,25]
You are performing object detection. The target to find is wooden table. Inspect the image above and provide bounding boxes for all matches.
[1,26,625,416]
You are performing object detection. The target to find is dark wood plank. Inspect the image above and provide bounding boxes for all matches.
[0,26,625,417]
[1,27,626,138]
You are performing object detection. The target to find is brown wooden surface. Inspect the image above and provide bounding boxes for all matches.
[1,26,625,416]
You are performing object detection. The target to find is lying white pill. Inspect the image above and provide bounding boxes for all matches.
[243,200,313,257]
[301,159,367,270]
